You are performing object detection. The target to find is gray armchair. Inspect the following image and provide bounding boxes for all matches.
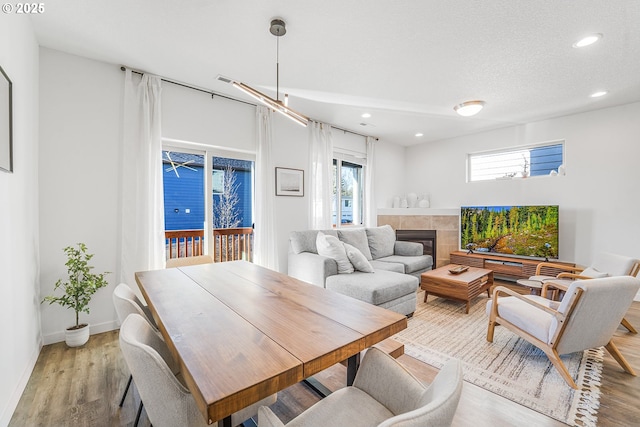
[258,347,463,427]
[487,276,640,389]
[531,252,640,333]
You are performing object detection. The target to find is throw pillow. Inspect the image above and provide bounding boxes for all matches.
[580,266,608,278]
[344,243,374,273]
[316,232,354,274]
[337,229,373,260]
[365,225,396,259]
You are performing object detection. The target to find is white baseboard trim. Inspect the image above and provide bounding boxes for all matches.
[42,320,119,345]
[0,338,42,427]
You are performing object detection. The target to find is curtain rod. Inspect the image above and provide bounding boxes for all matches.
[120,66,378,141]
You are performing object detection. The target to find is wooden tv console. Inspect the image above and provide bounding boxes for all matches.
[449,251,575,281]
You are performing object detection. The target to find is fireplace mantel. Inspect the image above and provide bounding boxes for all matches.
[377,208,458,216]
[378,208,459,268]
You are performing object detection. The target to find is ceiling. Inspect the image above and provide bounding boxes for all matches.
[31,0,640,146]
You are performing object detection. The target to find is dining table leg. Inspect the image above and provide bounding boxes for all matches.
[346,353,361,386]
[218,415,232,427]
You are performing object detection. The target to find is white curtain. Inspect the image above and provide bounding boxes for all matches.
[308,121,334,229]
[119,70,165,286]
[364,136,377,227]
[254,106,279,270]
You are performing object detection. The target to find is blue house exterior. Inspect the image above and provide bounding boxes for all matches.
[163,152,253,231]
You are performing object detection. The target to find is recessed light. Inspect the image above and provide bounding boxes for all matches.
[454,100,485,117]
[573,33,602,48]
[590,91,608,98]
[361,113,371,118]
[415,133,424,137]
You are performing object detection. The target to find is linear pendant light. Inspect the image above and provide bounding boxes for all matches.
[218,19,309,127]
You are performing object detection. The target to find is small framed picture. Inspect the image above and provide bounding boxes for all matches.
[275,167,304,197]
[0,65,12,173]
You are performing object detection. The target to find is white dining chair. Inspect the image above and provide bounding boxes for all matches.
[113,283,174,426]
[258,347,463,427]
[120,313,277,427]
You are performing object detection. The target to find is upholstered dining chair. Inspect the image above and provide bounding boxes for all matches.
[120,314,277,427]
[258,347,463,427]
[165,254,214,268]
[486,276,640,389]
[531,252,640,333]
[113,283,170,426]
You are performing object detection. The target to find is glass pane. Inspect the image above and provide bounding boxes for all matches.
[163,151,205,231]
[469,143,563,182]
[340,161,363,226]
[162,150,205,259]
[212,156,254,229]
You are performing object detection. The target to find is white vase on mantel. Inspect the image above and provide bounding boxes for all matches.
[392,196,400,208]
[418,194,430,208]
[407,193,418,208]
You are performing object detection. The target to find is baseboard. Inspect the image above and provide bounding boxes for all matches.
[0,339,42,427]
[42,320,119,345]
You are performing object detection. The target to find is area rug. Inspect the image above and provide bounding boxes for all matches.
[393,292,602,427]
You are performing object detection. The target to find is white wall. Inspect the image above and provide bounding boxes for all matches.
[373,139,406,208]
[404,102,640,265]
[39,48,122,344]
[0,15,41,427]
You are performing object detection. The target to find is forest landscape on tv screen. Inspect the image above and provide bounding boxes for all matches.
[460,205,559,259]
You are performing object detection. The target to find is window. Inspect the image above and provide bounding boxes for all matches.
[212,156,253,229]
[162,147,255,259]
[468,141,564,182]
[332,158,364,227]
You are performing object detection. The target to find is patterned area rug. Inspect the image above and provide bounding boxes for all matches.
[394,292,602,427]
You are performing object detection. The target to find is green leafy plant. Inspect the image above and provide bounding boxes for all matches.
[42,243,110,329]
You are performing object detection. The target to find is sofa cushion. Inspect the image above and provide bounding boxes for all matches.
[376,255,433,274]
[316,232,354,274]
[370,260,405,274]
[338,228,373,260]
[366,225,396,259]
[290,230,338,254]
[326,270,418,306]
[344,243,374,273]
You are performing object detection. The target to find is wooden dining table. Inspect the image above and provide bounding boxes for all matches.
[135,260,407,426]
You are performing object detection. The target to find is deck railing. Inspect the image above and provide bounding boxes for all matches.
[165,227,253,262]
[213,227,254,262]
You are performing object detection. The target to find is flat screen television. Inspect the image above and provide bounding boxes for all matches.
[460,205,559,259]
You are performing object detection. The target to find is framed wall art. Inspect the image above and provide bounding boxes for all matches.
[275,167,304,196]
[0,65,12,173]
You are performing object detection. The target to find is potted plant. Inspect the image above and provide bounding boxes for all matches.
[42,243,109,347]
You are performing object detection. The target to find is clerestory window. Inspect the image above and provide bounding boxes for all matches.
[467,141,564,182]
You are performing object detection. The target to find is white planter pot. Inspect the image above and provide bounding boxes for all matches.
[65,324,90,347]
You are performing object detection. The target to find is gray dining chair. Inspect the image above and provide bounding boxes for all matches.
[120,313,276,427]
[258,347,463,427]
[113,283,172,426]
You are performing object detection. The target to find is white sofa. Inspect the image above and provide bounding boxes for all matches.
[288,225,433,316]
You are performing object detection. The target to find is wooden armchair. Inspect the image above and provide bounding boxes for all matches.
[486,276,640,389]
[532,252,640,333]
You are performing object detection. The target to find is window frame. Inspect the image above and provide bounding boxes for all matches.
[163,139,256,256]
[332,150,366,228]
[467,140,565,183]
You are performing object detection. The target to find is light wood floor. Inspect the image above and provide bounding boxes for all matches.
[9,292,640,426]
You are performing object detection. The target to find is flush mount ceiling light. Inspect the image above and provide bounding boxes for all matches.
[361,113,371,118]
[573,33,602,48]
[454,100,485,117]
[217,19,309,127]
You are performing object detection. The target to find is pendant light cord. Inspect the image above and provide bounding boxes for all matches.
[276,33,280,101]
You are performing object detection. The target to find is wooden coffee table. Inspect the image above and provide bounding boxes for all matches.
[421,265,493,313]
